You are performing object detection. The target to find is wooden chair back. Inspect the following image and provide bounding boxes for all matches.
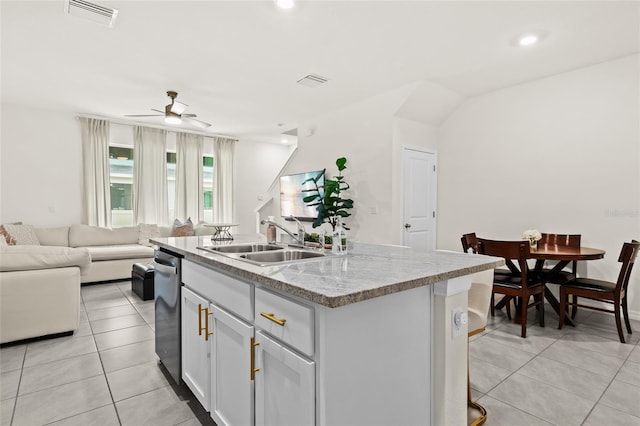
[538,233,581,248]
[538,233,581,275]
[616,240,640,294]
[461,233,478,253]
[477,238,531,282]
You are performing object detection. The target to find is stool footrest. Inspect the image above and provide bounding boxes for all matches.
[132,263,155,301]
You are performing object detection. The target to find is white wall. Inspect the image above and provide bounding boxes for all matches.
[0,103,291,233]
[438,54,640,316]
[267,83,418,243]
[0,104,83,226]
[234,139,291,235]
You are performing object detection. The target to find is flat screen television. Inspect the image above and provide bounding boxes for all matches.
[280,170,324,221]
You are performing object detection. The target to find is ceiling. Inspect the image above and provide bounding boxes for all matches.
[1,1,638,143]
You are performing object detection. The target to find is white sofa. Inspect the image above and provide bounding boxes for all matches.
[0,222,215,343]
[0,245,91,344]
[35,224,159,283]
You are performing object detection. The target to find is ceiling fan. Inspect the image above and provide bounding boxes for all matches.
[125,91,211,129]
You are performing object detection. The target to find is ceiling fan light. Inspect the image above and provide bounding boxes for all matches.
[165,115,181,125]
[170,100,188,115]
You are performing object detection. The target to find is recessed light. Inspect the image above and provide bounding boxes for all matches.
[518,34,539,47]
[276,0,294,10]
[281,139,288,144]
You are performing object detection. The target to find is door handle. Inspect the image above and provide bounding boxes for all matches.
[404,223,412,229]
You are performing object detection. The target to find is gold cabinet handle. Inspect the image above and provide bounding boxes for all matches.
[198,304,213,341]
[260,312,286,326]
[250,337,260,380]
[198,304,205,336]
[204,309,213,341]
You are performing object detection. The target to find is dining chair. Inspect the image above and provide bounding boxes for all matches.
[558,240,640,343]
[461,233,516,319]
[538,233,581,284]
[477,238,545,338]
[467,268,494,426]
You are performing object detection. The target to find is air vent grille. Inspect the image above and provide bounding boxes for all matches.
[296,74,329,88]
[65,0,118,27]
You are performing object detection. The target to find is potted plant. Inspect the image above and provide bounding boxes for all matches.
[301,157,354,231]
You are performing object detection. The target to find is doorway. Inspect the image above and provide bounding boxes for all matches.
[402,148,437,250]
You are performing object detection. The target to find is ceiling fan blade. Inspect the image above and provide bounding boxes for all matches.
[182,113,197,117]
[125,114,163,117]
[183,116,211,129]
[170,101,188,115]
[151,108,165,114]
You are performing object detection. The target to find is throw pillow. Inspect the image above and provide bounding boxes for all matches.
[3,224,40,245]
[0,225,16,245]
[171,217,195,237]
[138,223,161,246]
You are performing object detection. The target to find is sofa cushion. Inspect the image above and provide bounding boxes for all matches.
[69,224,139,247]
[86,244,154,261]
[159,226,173,237]
[0,245,91,274]
[138,224,160,247]
[0,225,16,245]
[172,218,194,237]
[35,226,70,247]
[194,222,217,236]
[3,224,40,245]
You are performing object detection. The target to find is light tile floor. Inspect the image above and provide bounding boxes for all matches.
[1,281,639,425]
[1,281,214,426]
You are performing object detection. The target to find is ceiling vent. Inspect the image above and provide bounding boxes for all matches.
[296,74,329,88]
[65,0,118,28]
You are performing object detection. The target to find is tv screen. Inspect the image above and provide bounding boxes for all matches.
[280,170,324,221]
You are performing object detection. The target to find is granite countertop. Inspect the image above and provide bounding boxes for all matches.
[151,235,504,308]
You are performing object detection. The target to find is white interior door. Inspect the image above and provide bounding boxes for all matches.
[402,148,437,250]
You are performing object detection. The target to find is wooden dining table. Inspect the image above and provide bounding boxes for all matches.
[529,244,606,326]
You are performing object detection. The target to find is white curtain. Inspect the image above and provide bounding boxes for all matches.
[133,126,168,225]
[175,132,204,222]
[80,117,112,227]
[213,136,236,224]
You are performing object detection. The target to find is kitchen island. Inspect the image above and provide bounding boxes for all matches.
[152,235,503,426]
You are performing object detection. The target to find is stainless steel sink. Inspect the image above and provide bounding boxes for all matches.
[239,250,327,265]
[198,244,284,254]
[197,243,330,266]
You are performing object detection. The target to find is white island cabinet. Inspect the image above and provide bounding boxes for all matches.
[151,236,504,426]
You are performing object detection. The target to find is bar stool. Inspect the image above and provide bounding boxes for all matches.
[467,268,494,426]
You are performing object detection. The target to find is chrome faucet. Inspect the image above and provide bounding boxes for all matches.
[289,216,306,246]
[260,216,306,247]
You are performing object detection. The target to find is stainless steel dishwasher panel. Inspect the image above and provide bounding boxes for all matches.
[153,249,182,384]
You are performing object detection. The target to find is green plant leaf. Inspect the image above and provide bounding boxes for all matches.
[302,195,319,203]
[336,157,347,171]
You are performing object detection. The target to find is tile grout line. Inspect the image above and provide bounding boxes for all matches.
[84,285,125,426]
[8,344,27,426]
[473,322,564,425]
[578,338,640,425]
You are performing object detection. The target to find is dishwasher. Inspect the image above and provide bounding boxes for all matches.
[153,248,183,384]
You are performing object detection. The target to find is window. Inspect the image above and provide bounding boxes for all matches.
[203,156,214,222]
[167,152,176,220]
[108,144,213,226]
[109,146,134,227]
